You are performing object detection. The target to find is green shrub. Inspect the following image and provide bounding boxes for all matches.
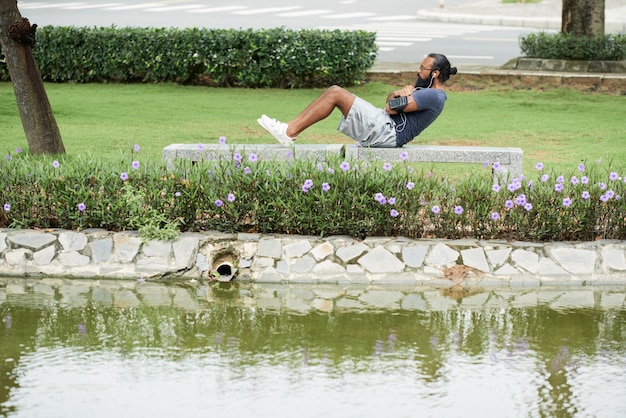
[0,26,378,87]
[1,147,624,242]
[520,32,626,61]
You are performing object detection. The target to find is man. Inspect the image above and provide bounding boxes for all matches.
[257,53,457,148]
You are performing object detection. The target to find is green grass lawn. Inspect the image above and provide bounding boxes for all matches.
[1,81,624,174]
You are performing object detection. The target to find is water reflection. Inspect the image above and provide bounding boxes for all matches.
[1,278,625,417]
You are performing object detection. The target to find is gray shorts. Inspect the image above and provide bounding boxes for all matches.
[337,96,398,148]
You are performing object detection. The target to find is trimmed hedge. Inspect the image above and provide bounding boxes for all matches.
[520,32,626,61]
[0,26,378,87]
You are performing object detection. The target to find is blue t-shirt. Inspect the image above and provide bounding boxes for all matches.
[391,88,447,147]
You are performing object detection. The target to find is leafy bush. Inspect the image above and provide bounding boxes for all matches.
[520,32,626,61]
[0,26,378,87]
[1,145,624,242]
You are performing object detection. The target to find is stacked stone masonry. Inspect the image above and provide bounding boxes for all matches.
[1,229,626,285]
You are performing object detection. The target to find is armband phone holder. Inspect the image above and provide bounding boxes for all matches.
[389,96,408,112]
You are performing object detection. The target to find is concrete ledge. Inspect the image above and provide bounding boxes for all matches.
[163,143,344,169]
[346,145,524,178]
[503,58,626,74]
[164,143,524,178]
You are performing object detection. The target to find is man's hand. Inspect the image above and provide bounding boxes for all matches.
[385,85,417,115]
[387,85,415,102]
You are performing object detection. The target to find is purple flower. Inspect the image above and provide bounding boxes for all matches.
[406,181,415,190]
[562,197,572,207]
[302,185,310,193]
[491,211,500,221]
[390,209,399,217]
[219,136,227,145]
[582,191,590,200]
[322,182,330,192]
[606,190,615,199]
[198,144,204,150]
[492,162,501,171]
[431,205,440,214]
[483,161,490,168]
[507,180,521,192]
[541,174,549,183]
[175,192,181,197]
[120,172,129,181]
[375,193,384,202]
[399,151,409,161]
[535,162,544,170]
[316,163,323,171]
[77,203,86,212]
[244,166,251,175]
[248,153,258,163]
[233,152,242,162]
[599,182,606,190]
[556,175,564,184]
[600,193,610,203]
[377,196,387,205]
[383,162,392,171]
[340,161,350,172]
[52,160,60,168]
[131,160,140,170]
[570,176,579,185]
[515,194,527,206]
[327,167,335,174]
[303,179,313,189]
[3,203,10,212]
[554,183,564,192]
[581,176,589,184]
[133,143,141,153]
[492,184,501,193]
[505,199,514,209]
[609,172,619,181]
[388,197,396,205]
[524,203,533,211]
[578,163,585,172]
[454,205,464,215]
[15,147,22,153]
[227,193,236,202]
[214,199,223,207]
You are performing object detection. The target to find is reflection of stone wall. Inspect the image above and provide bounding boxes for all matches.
[1,229,626,284]
[1,277,625,313]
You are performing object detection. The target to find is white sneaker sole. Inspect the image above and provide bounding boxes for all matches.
[257,116,295,147]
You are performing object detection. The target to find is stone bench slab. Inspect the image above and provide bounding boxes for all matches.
[345,144,524,177]
[163,143,344,169]
[163,143,524,178]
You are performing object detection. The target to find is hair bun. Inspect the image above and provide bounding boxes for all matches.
[450,67,458,75]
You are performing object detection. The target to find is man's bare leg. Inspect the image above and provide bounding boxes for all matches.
[285,85,356,138]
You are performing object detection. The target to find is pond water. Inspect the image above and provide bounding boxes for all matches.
[1,278,626,418]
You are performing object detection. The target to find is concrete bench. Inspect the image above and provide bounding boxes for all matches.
[345,144,524,178]
[163,143,524,178]
[162,143,344,170]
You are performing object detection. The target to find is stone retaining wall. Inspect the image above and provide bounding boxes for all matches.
[1,229,626,286]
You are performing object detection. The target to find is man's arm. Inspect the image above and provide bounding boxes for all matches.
[385,85,418,115]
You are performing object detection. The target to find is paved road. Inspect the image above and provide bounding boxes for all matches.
[20,0,539,66]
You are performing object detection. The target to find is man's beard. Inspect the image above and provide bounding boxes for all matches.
[414,74,433,89]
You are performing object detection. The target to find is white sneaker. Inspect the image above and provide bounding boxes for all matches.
[257,114,295,147]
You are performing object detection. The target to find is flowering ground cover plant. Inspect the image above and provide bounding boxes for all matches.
[1,143,624,242]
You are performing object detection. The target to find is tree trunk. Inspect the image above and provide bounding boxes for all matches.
[0,0,65,155]
[562,0,605,36]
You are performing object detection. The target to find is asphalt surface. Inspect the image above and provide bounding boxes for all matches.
[418,0,626,33]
